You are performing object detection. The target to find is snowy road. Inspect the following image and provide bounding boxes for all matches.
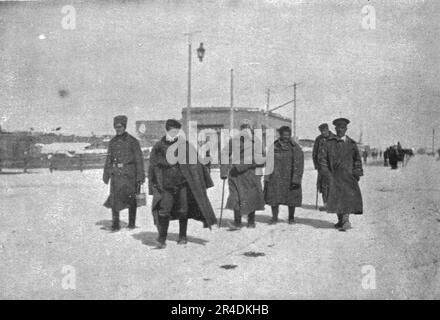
[1,156,439,299]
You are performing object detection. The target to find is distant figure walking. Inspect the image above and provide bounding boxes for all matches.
[383,148,389,167]
[362,149,368,164]
[388,145,399,169]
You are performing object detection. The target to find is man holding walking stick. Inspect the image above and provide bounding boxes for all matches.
[312,123,334,211]
[220,122,265,230]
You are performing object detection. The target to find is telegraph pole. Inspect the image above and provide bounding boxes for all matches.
[291,82,303,140]
[265,88,270,129]
[186,35,192,126]
[230,68,234,132]
[432,128,435,155]
[292,82,297,139]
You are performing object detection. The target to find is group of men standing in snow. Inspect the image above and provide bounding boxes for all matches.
[103,115,363,248]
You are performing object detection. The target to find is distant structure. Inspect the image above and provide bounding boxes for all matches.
[0,131,34,171]
[181,106,290,132]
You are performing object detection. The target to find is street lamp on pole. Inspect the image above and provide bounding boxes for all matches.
[183,31,204,132]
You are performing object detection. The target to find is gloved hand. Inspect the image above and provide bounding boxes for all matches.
[290,182,301,190]
[230,166,240,177]
[153,184,163,194]
[103,177,109,185]
[354,175,360,182]
[220,175,228,180]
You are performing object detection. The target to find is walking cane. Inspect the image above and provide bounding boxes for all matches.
[218,179,226,228]
[315,186,319,210]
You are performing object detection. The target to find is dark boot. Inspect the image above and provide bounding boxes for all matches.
[247,211,256,228]
[334,214,344,228]
[339,214,351,232]
[156,215,169,248]
[270,206,279,224]
[128,205,137,229]
[288,206,295,224]
[177,218,188,245]
[229,210,242,230]
[111,210,120,231]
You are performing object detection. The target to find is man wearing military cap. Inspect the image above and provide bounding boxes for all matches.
[312,123,334,210]
[318,118,363,231]
[103,115,145,231]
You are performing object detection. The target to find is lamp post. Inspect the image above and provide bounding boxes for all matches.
[184,32,205,132]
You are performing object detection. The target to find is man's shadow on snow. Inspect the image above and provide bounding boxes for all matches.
[218,214,334,229]
[96,219,128,231]
[293,217,335,229]
[132,232,209,247]
[300,204,320,211]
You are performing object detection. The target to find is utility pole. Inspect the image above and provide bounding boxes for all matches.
[432,128,435,155]
[186,35,192,127]
[292,82,297,140]
[265,88,270,129]
[291,82,303,141]
[230,68,234,132]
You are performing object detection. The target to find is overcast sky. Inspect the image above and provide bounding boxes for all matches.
[1,0,439,148]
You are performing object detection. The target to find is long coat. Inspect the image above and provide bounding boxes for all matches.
[312,133,333,195]
[220,132,265,216]
[148,137,217,228]
[103,132,145,212]
[318,135,363,214]
[264,138,304,207]
[388,147,399,168]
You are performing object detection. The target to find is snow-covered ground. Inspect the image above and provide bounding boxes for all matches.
[0,156,439,299]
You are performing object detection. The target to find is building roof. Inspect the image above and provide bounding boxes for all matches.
[181,106,291,122]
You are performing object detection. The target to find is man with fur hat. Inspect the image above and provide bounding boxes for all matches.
[312,123,334,210]
[148,119,217,249]
[264,126,304,224]
[318,118,363,231]
[103,115,145,231]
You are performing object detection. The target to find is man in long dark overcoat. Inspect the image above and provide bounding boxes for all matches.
[148,119,217,248]
[264,126,304,224]
[312,123,334,210]
[220,123,265,229]
[388,145,399,169]
[103,115,145,231]
[318,118,363,232]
